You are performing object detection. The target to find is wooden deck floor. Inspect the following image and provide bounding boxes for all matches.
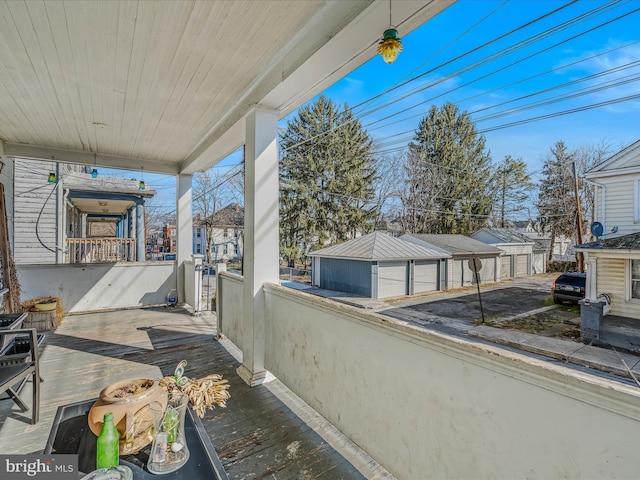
[0,307,392,479]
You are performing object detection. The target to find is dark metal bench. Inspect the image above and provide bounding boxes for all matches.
[0,328,40,424]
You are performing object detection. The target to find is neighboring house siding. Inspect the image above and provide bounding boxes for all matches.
[13,160,58,265]
[594,186,604,228]
[596,257,639,318]
[604,179,635,234]
[319,258,371,297]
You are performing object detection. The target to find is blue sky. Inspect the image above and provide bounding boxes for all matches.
[315,0,640,178]
[134,1,640,212]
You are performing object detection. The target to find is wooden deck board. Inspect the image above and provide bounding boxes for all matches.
[0,307,389,479]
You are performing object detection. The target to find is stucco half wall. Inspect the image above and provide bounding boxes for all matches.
[18,262,176,313]
[218,274,640,479]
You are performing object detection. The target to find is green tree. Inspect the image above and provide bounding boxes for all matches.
[537,140,577,261]
[493,155,534,228]
[279,96,377,266]
[402,102,494,235]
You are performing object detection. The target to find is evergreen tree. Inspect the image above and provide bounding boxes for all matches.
[402,102,493,235]
[279,96,377,265]
[493,155,534,227]
[537,140,576,261]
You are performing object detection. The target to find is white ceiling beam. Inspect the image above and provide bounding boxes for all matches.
[4,143,179,175]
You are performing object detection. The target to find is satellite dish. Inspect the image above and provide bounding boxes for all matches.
[590,221,604,237]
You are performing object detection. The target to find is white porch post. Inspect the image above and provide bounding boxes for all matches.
[586,252,597,300]
[176,174,193,303]
[237,106,279,387]
[136,202,145,261]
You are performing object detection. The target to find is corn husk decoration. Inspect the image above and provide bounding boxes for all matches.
[160,360,231,418]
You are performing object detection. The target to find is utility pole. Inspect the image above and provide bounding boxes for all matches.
[572,162,585,273]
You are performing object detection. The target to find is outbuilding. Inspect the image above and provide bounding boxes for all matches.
[471,228,536,278]
[308,232,450,299]
[401,234,504,288]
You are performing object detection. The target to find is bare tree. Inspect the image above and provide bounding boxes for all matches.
[193,168,238,263]
[573,140,613,239]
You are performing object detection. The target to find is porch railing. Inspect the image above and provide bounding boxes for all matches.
[65,238,136,263]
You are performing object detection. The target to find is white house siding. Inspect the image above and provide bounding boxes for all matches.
[594,187,604,227]
[596,256,640,319]
[13,160,58,265]
[599,178,635,235]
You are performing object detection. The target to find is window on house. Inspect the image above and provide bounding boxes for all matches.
[223,245,228,255]
[632,260,640,299]
[196,228,201,238]
[196,244,201,253]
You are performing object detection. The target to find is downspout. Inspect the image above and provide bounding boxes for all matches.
[57,185,68,263]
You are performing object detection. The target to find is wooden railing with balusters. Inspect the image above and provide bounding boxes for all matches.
[65,238,136,263]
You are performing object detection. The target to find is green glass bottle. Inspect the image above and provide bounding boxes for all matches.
[96,412,119,469]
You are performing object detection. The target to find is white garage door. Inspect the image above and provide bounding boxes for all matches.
[476,257,497,284]
[414,260,439,293]
[378,261,408,298]
[515,254,529,276]
[501,256,512,278]
[532,253,545,274]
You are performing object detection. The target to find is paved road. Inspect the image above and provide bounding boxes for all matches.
[383,286,550,322]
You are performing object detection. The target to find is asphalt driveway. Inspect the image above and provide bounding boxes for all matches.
[382,286,550,323]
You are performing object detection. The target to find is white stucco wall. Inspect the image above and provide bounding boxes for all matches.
[217,271,244,352]
[17,262,176,313]
[242,283,640,480]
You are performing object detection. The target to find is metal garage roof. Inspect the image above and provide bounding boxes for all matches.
[401,234,504,256]
[308,232,450,261]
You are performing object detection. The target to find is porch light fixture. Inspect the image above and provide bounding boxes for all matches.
[138,166,145,190]
[48,156,57,183]
[377,0,402,64]
[91,153,98,178]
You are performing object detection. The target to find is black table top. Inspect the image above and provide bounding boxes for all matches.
[45,399,228,480]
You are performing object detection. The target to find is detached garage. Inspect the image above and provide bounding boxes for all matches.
[471,228,538,277]
[401,234,504,288]
[308,232,449,299]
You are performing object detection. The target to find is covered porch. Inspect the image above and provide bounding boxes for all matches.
[0,307,387,479]
[2,1,640,478]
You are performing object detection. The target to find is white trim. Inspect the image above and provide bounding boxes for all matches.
[636,179,640,224]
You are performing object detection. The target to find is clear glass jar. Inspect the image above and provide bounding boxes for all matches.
[147,391,190,474]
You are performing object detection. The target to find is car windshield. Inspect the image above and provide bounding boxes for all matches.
[558,275,584,287]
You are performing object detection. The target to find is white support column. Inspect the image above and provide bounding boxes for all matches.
[136,203,145,261]
[586,252,598,300]
[237,106,279,387]
[176,174,193,303]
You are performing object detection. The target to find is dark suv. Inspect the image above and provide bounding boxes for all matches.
[551,272,586,304]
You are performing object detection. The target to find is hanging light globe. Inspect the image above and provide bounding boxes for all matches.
[377,28,402,64]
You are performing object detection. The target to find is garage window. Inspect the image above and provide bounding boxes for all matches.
[631,260,640,299]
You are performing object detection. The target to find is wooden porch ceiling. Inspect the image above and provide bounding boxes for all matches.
[0,308,390,479]
[0,0,454,176]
